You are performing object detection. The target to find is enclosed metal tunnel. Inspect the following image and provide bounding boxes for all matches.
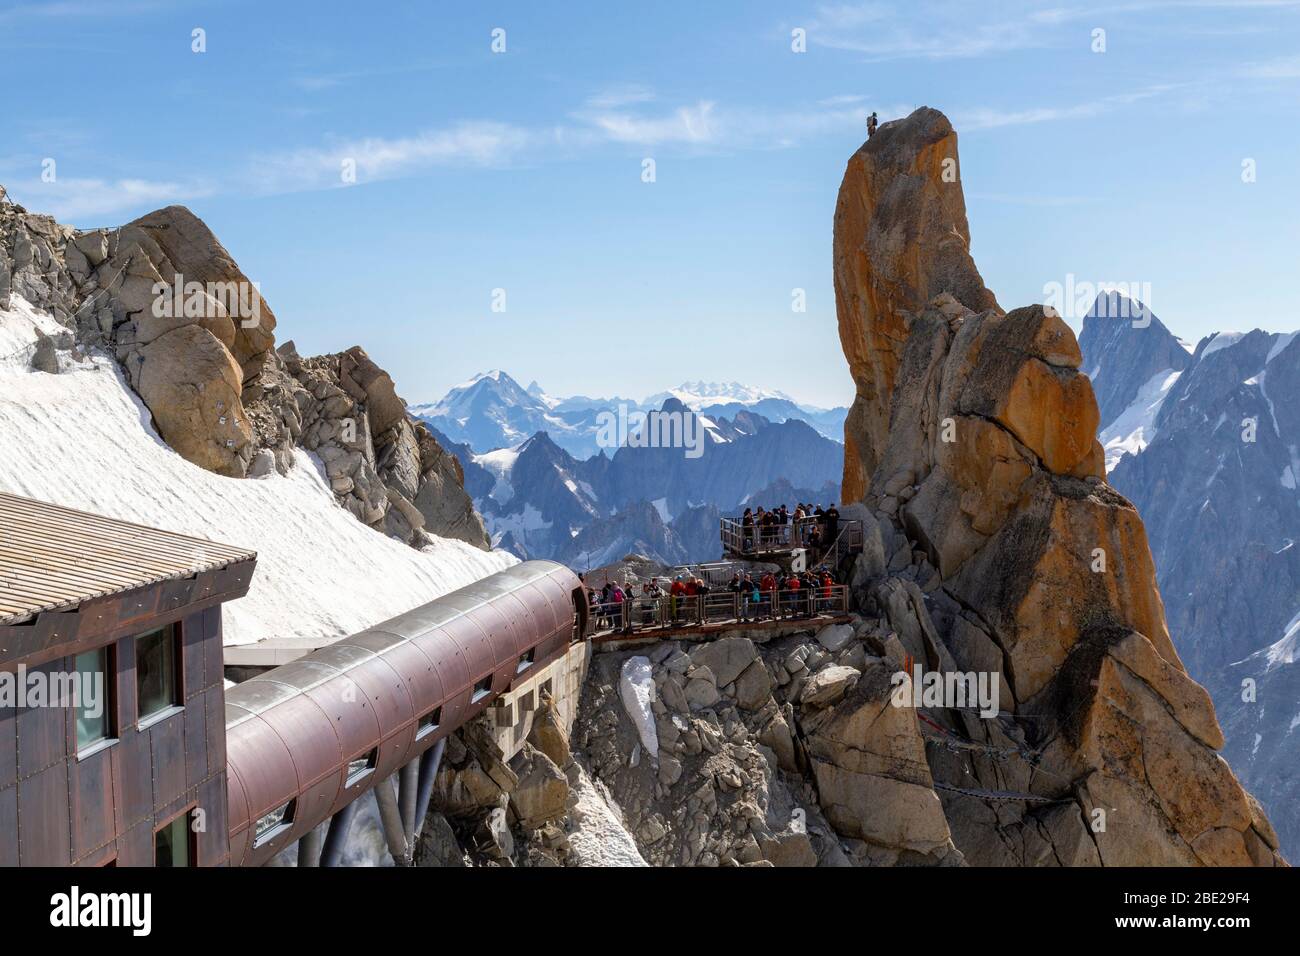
[223,560,588,866]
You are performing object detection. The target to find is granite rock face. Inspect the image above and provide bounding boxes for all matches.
[0,187,488,548]
[834,107,999,502]
[828,108,1283,866]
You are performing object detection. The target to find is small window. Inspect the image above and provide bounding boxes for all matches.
[346,748,378,785]
[470,674,493,703]
[136,625,180,725]
[516,649,535,674]
[416,707,442,740]
[155,811,194,867]
[75,646,114,752]
[253,800,295,848]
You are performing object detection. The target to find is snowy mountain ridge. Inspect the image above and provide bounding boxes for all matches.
[411,369,848,458]
[1080,290,1300,862]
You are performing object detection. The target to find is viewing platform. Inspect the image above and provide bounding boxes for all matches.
[719,515,865,564]
[586,586,852,647]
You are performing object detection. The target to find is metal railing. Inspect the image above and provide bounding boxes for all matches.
[720,515,863,558]
[585,585,850,637]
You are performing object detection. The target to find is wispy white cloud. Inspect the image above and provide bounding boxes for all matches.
[5,176,212,224]
[585,84,657,109]
[579,101,721,146]
[954,84,1184,130]
[244,122,534,193]
[0,0,167,24]
[1240,54,1300,78]
[805,0,1300,61]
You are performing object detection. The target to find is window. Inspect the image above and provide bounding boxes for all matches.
[253,800,295,848]
[470,674,493,703]
[75,646,114,752]
[136,625,180,725]
[416,706,442,740]
[155,811,193,867]
[346,748,377,786]
[516,649,535,674]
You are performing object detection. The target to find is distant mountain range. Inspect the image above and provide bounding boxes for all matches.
[1079,290,1300,861]
[424,395,843,568]
[410,370,848,459]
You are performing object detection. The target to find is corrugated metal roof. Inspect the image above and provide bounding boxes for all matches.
[0,491,256,625]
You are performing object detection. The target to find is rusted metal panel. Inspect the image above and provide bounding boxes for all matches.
[375,632,445,715]
[18,762,71,865]
[0,785,18,866]
[117,726,153,827]
[338,652,413,743]
[150,710,188,809]
[74,841,117,867]
[69,744,115,861]
[225,717,298,824]
[116,633,138,730]
[205,685,226,775]
[184,696,209,789]
[15,665,67,779]
[225,758,250,839]
[182,612,207,702]
[203,606,224,689]
[116,818,153,867]
[196,773,228,866]
[436,614,497,688]
[253,694,341,797]
[0,704,15,790]
[301,675,380,762]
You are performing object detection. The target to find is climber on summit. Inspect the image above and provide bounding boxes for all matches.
[867,111,878,137]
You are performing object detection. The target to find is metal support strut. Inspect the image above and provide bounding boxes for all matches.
[374,772,410,866]
[320,799,360,868]
[297,823,324,867]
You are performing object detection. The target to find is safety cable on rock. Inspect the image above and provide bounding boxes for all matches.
[917,709,1075,789]
[930,781,1067,805]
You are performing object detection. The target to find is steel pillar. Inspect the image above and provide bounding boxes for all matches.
[297,823,324,867]
[398,757,419,846]
[320,799,360,868]
[374,773,410,866]
[412,738,446,846]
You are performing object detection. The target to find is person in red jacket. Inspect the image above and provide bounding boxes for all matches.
[670,575,687,623]
[760,572,776,620]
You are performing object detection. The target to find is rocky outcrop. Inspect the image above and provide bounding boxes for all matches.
[829,107,1284,866]
[834,107,999,502]
[0,187,489,549]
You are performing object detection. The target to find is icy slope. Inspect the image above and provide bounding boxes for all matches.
[0,296,515,647]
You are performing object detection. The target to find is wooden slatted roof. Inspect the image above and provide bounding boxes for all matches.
[0,491,256,626]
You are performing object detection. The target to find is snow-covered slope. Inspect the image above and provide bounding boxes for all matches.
[0,296,514,648]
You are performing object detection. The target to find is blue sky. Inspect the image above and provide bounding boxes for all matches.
[3,0,1298,408]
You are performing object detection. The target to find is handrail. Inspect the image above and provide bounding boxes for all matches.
[585,584,850,637]
[720,515,862,559]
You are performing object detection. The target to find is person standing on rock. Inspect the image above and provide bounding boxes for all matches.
[867,112,878,137]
